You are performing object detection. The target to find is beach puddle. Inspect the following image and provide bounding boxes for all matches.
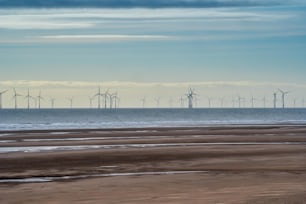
[0,140,16,143]
[0,171,206,183]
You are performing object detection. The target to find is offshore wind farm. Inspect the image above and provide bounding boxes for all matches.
[0,86,304,109]
[1,86,306,131]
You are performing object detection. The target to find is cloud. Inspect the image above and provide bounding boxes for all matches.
[0,21,94,30]
[0,8,302,43]
[0,8,294,30]
[0,0,302,8]
[40,34,172,42]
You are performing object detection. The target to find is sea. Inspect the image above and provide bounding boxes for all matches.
[0,108,306,131]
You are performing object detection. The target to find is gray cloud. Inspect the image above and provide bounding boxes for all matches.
[0,0,302,8]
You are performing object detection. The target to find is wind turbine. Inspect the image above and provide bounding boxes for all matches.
[273,92,277,108]
[278,89,289,109]
[0,89,8,109]
[186,88,197,109]
[50,98,55,109]
[68,97,73,109]
[114,95,120,109]
[88,96,94,108]
[262,96,267,108]
[237,96,244,108]
[108,92,117,109]
[103,89,109,109]
[154,97,160,108]
[250,96,256,108]
[24,88,33,110]
[37,90,44,109]
[179,96,185,108]
[115,96,120,109]
[94,87,103,109]
[141,97,146,108]
[207,97,213,108]
[219,97,224,108]
[12,88,22,109]
[293,98,297,108]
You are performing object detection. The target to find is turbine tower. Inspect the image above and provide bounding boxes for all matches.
[293,98,297,108]
[155,97,160,108]
[12,88,22,109]
[179,96,185,108]
[207,97,212,108]
[94,87,103,109]
[24,88,33,110]
[50,98,55,109]
[114,95,120,109]
[115,96,120,109]
[278,89,289,109]
[262,96,267,108]
[37,90,44,109]
[88,96,94,108]
[68,97,73,109]
[0,89,8,109]
[108,92,117,109]
[237,96,244,108]
[219,98,224,108]
[250,96,256,108]
[273,92,277,108]
[103,89,109,109]
[186,88,197,109]
[141,97,146,108]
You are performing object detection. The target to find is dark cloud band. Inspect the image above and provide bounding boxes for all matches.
[0,0,291,8]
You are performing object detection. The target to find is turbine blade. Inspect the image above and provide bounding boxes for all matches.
[0,90,8,94]
[278,88,284,93]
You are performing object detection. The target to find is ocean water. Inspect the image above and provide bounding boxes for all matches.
[0,108,306,131]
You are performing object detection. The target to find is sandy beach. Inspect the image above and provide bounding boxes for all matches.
[1,125,306,203]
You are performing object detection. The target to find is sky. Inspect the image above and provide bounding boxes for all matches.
[1,0,306,108]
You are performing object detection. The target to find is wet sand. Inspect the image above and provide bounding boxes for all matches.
[0,125,306,203]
